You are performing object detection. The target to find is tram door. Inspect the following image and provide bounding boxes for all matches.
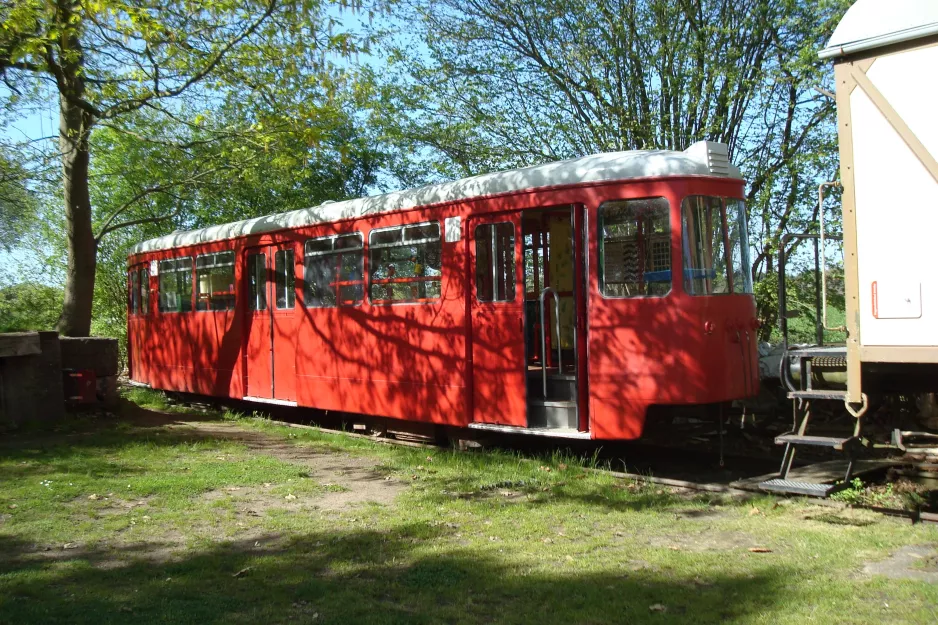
[468,212,527,425]
[244,244,297,402]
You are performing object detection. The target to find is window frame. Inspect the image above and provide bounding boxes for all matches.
[157,256,194,313]
[247,252,267,312]
[680,195,752,297]
[129,267,140,315]
[303,232,365,308]
[274,248,296,310]
[368,220,443,306]
[474,221,516,303]
[138,266,149,315]
[195,250,236,312]
[597,197,673,299]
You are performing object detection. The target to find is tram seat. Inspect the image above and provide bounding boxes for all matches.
[643,270,671,283]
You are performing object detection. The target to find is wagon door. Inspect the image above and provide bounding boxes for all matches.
[468,213,526,425]
[244,248,273,399]
[243,244,298,403]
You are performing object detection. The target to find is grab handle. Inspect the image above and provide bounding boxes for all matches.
[539,287,562,397]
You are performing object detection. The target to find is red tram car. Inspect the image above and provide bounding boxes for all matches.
[127,141,759,440]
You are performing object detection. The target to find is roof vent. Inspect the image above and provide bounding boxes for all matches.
[683,141,732,177]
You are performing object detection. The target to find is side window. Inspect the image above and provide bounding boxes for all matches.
[274,249,295,309]
[726,198,752,294]
[475,222,515,302]
[139,267,149,314]
[304,233,364,307]
[247,253,267,311]
[129,269,139,314]
[599,198,671,297]
[369,222,442,304]
[682,196,728,295]
[158,257,193,313]
[196,251,235,311]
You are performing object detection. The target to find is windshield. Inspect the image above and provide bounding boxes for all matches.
[681,196,751,295]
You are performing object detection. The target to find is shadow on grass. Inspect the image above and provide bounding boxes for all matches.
[0,525,791,625]
[0,401,236,485]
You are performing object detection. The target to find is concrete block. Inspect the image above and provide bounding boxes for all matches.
[0,331,64,427]
[59,337,119,377]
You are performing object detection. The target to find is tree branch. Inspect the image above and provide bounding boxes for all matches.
[94,167,222,241]
[100,0,279,120]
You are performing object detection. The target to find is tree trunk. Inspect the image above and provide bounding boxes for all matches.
[56,94,96,337]
[54,2,97,338]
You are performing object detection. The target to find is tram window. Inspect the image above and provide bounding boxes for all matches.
[304,233,364,307]
[157,257,193,313]
[275,249,295,309]
[136,266,149,314]
[196,251,235,311]
[682,196,726,295]
[726,198,753,294]
[475,222,515,302]
[599,198,671,298]
[129,269,139,314]
[248,253,267,311]
[369,221,442,304]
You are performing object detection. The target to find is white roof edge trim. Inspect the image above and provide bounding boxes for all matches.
[820,0,938,60]
[130,141,741,256]
[820,22,938,59]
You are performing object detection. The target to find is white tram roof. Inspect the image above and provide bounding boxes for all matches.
[131,140,740,255]
[819,0,938,60]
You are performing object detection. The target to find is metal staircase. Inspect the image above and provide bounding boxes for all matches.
[758,232,866,497]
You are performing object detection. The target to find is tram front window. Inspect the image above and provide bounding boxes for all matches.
[681,196,751,295]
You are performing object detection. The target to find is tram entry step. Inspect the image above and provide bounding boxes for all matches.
[528,399,577,429]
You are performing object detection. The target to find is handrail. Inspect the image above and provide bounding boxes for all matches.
[818,181,846,332]
[778,232,844,350]
[539,287,562,397]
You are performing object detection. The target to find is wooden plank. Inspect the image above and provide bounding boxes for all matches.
[0,332,42,358]
[733,458,900,488]
[851,66,938,185]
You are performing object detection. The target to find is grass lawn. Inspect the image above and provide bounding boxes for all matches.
[1,388,936,624]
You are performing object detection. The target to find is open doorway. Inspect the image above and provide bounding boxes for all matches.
[522,205,586,431]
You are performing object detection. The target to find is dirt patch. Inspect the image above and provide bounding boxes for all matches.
[863,545,938,583]
[673,507,729,521]
[647,530,762,552]
[75,495,154,517]
[176,421,406,512]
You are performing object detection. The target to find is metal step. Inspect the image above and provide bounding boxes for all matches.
[787,389,847,401]
[758,478,847,498]
[527,399,577,429]
[527,373,576,401]
[775,434,860,451]
[467,422,590,439]
[787,346,847,359]
[242,396,298,407]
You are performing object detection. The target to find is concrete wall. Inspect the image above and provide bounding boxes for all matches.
[0,331,65,428]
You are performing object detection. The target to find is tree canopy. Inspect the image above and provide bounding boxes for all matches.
[0,0,373,335]
[0,0,852,343]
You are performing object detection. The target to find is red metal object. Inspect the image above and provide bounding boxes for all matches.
[127,174,759,440]
[63,369,96,403]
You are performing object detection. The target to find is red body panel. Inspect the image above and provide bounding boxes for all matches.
[127,176,760,440]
